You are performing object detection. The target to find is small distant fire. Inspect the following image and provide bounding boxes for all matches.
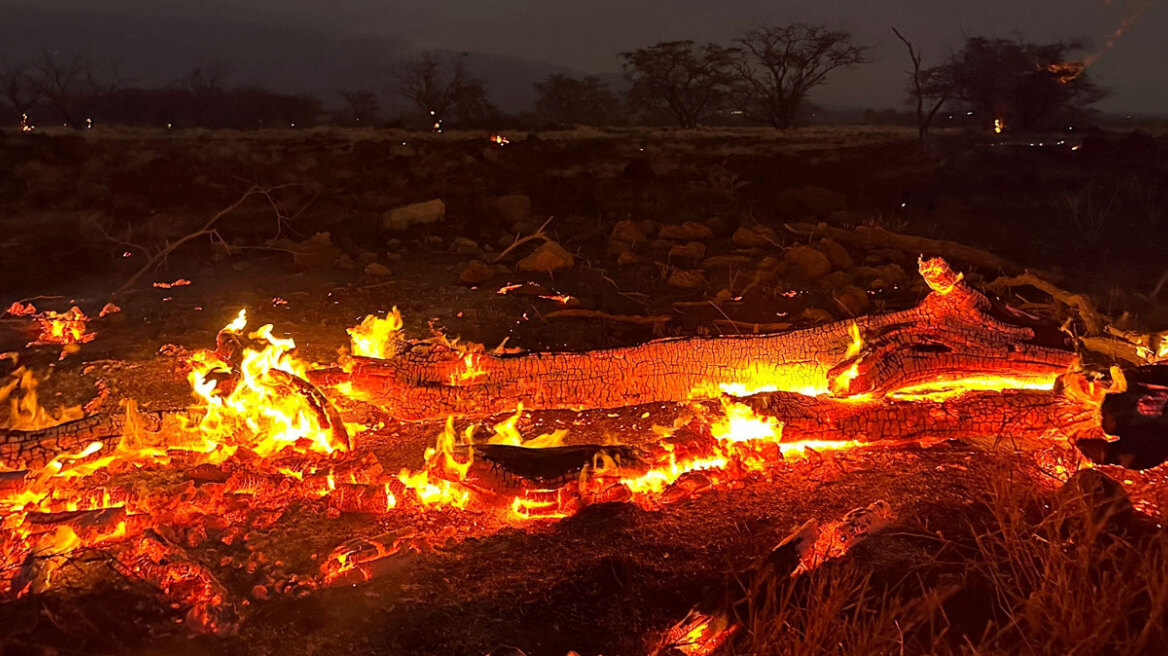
[7,303,97,348]
[19,114,34,132]
[489,134,510,146]
[994,117,1005,134]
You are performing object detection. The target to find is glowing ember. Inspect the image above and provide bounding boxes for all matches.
[918,256,964,294]
[6,302,36,317]
[33,307,96,347]
[153,278,192,289]
[7,302,96,346]
[0,255,1126,636]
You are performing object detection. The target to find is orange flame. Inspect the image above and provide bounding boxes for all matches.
[348,310,403,359]
[187,310,340,458]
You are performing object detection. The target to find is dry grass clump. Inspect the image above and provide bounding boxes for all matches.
[736,473,1168,656]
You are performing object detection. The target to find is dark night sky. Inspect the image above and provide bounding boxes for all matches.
[1,0,1165,113]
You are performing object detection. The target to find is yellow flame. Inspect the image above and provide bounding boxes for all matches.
[347,309,403,359]
[449,352,487,386]
[888,375,1058,401]
[482,405,566,448]
[0,368,84,431]
[187,311,337,458]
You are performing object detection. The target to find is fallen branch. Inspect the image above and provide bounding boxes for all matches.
[987,271,1106,335]
[492,216,554,264]
[786,221,1060,282]
[712,319,793,333]
[109,185,301,298]
[543,309,673,325]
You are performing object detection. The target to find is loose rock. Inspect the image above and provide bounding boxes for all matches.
[383,199,446,231]
[363,262,392,277]
[667,269,706,288]
[517,241,574,273]
[732,225,778,248]
[815,238,854,270]
[459,260,494,285]
[477,195,532,227]
[659,221,713,241]
[450,237,481,255]
[782,245,832,282]
[669,241,707,261]
[609,220,647,255]
[701,254,752,270]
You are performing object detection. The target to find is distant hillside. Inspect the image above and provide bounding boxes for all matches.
[0,5,597,113]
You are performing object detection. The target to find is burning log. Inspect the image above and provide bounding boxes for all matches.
[267,368,350,452]
[0,409,177,469]
[315,258,1074,421]
[734,385,1103,445]
[0,315,350,470]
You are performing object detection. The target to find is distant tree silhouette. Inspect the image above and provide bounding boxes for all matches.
[941,37,1106,131]
[731,24,868,129]
[392,52,492,128]
[620,41,737,128]
[180,58,232,127]
[533,74,622,125]
[32,52,122,129]
[892,27,954,141]
[339,89,381,125]
[0,61,41,124]
[448,83,497,127]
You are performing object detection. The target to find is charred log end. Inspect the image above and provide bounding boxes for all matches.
[1084,365,1168,469]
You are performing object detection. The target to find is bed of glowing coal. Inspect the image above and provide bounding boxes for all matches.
[2,181,1168,654]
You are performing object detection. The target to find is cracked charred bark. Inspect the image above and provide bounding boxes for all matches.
[312,258,1075,421]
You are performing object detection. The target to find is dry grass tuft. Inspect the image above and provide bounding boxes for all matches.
[736,474,1168,656]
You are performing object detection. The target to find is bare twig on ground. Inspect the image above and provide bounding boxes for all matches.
[543,309,672,325]
[786,221,1060,282]
[492,216,555,263]
[106,185,302,298]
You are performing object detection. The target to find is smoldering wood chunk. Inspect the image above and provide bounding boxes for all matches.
[1082,364,1168,469]
[471,443,643,486]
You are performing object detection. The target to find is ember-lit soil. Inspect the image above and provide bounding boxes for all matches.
[1,127,1167,655]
